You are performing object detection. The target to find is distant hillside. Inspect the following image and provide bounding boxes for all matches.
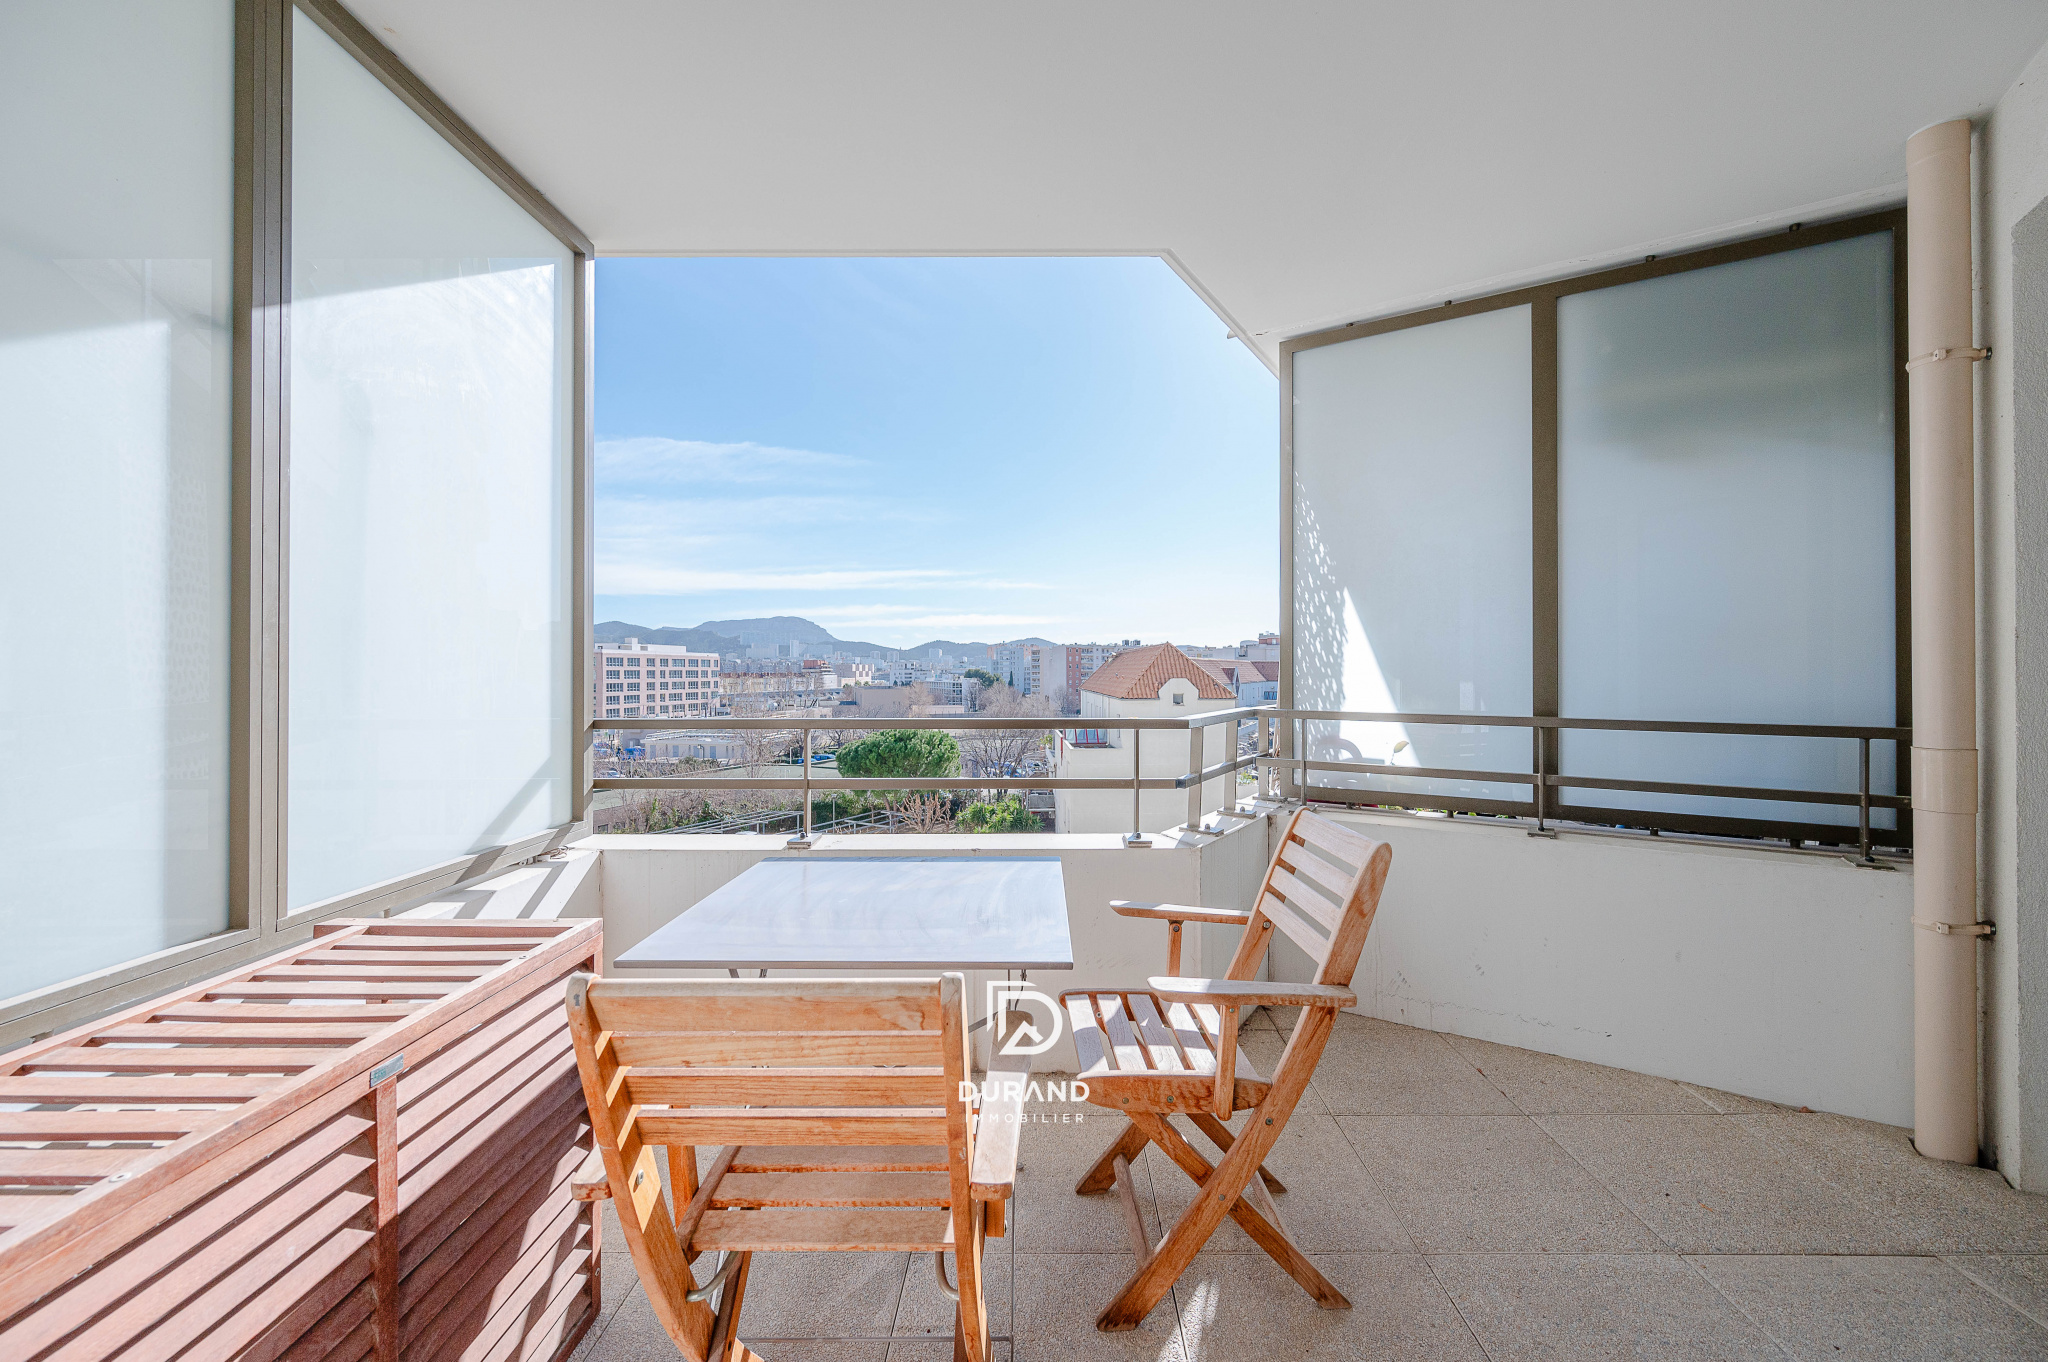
[595,616,1024,660]
[593,620,746,653]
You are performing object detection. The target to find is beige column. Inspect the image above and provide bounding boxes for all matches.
[1906,118,1986,1164]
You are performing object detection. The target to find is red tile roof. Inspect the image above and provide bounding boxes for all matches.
[1080,643,1239,701]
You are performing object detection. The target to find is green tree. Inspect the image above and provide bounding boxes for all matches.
[965,667,1001,691]
[834,728,961,779]
[958,795,1041,833]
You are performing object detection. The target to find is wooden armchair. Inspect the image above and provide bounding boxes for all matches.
[565,974,1024,1362]
[1060,808,1392,1330]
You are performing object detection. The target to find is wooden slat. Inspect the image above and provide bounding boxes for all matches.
[89,1023,382,1047]
[624,1067,950,1107]
[585,983,940,1036]
[0,1112,376,1362]
[327,921,569,939]
[296,950,526,967]
[0,1148,152,1185]
[0,1075,279,1102]
[709,1171,951,1208]
[197,981,466,999]
[306,935,554,950]
[249,965,497,982]
[1065,996,1115,1074]
[145,1003,424,1023]
[1289,812,1379,861]
[1265,863,1346,932]
[0,1112,215,1140]
[692,1205,953,1252]
[1124,994,1198,1073]
[1254,893,1335,964]
[605,1031,940,1067]
[728,1146,948,1173]
[20,1047,327,1074]
[636,1109,950,1147]
[1099,994,1154,1072]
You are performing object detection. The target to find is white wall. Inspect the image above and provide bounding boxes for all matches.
[1980,33,2048,1188]
[1269,811,1917,1126]
[1055,686,1233,834]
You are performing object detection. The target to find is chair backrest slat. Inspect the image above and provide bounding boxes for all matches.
[1226,809,1392,990]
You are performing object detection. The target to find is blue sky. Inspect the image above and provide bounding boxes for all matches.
[594,256,1277,649]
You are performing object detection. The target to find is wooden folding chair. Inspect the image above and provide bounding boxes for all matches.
[565,973,1024,1362]
[1061,808,1392,1330]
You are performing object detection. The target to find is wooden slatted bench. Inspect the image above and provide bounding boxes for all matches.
[0,917,602,1362]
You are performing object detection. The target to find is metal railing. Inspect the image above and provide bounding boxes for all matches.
[586,708,1912,860]
[1258,710,1912,864]
[589,709,1264,847]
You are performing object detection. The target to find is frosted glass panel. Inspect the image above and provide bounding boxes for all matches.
[289,11,572,909]
[1558,234,1896,829]
[0,3,233,998]
[1292,306,1533,803]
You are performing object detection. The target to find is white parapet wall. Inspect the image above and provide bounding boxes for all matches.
[578,821,1276,1072]
[1270,809,1916,1126]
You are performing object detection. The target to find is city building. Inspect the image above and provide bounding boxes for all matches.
[1209,658,1278,706]
[1062,643,1128,705]
[720,657,841,711]
[595,639,722,720]
[1052,642,1239,834]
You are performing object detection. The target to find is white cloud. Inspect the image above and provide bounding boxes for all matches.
[594,565,967,595]
[595,437,865,488]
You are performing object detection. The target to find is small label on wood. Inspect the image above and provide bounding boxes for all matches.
[370,1054,405,1086]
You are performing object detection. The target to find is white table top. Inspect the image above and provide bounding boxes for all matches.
[614,855,1075,971]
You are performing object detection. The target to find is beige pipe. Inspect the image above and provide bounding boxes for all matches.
[1906,119,1983,1164]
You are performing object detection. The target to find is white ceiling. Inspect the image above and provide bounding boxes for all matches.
[346,1,2048,367]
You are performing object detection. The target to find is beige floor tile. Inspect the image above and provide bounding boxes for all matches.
[1238,1027,1327,1113]
[1440,1033,1721,1115]
[1171,1250,1486,1360]
[1536,1114,1917,1253]
[1693,1254,2048,1360]
[1945,1255,2048,1328]
[1014,1109,1166,1252]
[1145,1112,1411,1253]
[728,1250,911,1343]
[1748,1113,2048,1253]
[1339,1115,1664,1253]
[1306,1016,1522,1116]
[1011,1253,1187,1361]
[885,1342,1013,1362]
[1428,1253,1787,1360]
[1677,1082,1795,1115]
[893,1238,1015,1340]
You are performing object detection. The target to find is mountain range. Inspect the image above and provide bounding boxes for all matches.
[594,615,1052,661]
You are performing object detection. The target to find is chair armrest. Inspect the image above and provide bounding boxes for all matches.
[970,1051,1029,1202]
[1111,900,1255,925]
[569,1147,613,1201]
[1147,977,1359,1010]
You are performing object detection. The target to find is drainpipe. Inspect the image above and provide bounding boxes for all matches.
[1907,119,1987,1164]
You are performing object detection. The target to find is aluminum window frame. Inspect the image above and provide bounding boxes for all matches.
[0,0,593,1047]
[1278,210,1911,847]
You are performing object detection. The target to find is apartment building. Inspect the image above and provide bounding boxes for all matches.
[1062,642,1131,700]
[595,639,722,720]
[721,657,841,711]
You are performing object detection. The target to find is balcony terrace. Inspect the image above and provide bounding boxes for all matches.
[555,1006,2048,1361]
[12,2,2048,1359]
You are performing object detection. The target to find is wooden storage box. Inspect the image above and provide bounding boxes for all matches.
[0,917,603,1362]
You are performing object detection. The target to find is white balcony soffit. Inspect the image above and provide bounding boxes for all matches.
[344,1,2048,368]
